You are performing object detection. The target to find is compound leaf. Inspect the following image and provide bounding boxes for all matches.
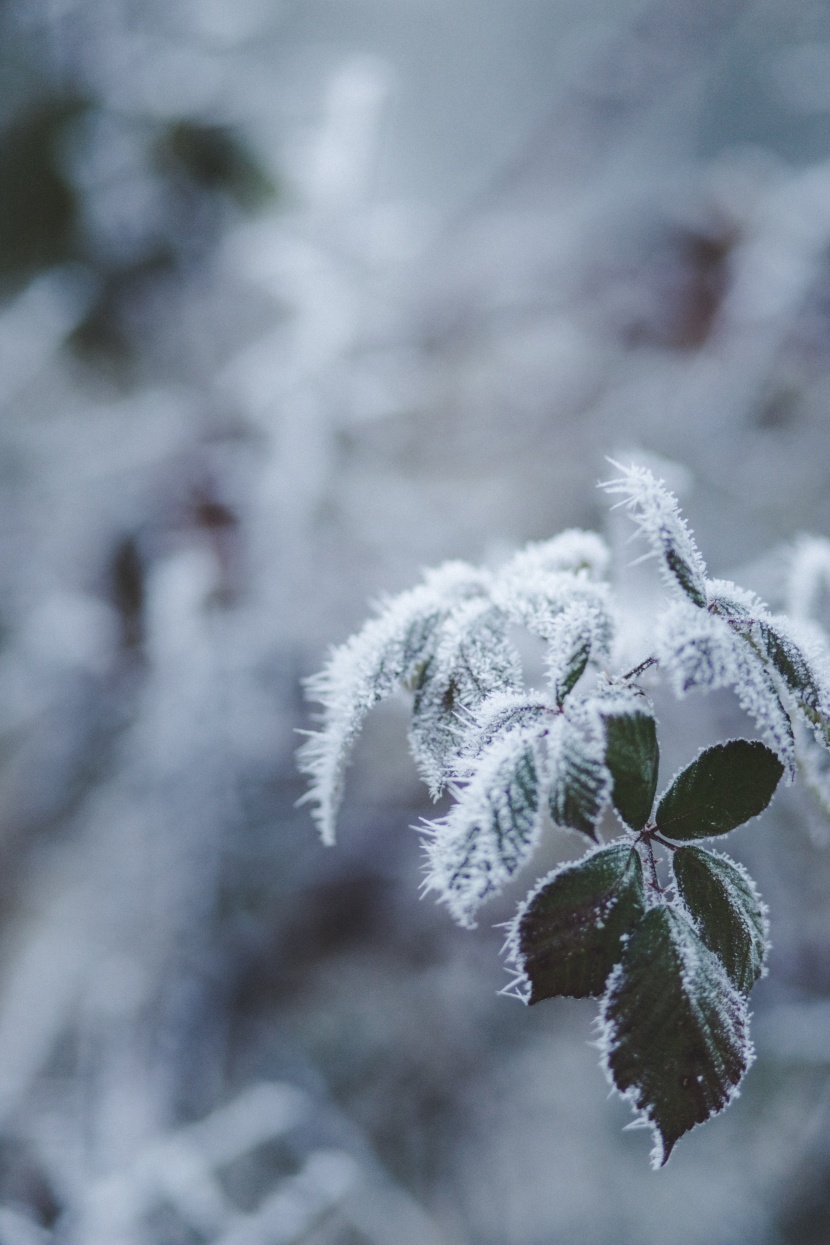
[601,905,752,1167]
[673,846,768,994]
[507,843,645,1002]
[655,740,783,841]
[604,707,659,832]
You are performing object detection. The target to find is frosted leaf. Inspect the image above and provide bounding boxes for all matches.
[655,740,783,841]
[460,690,556,759]
[673,846,769,994]
[601,700,659,833]
[599,905,752,1168]
[422,724,546,928]
[601,463,708,607]
[505,842,645,1002]
[498,530,610,581]
[491,535,612,642]
[299,561,487,843]
[408,599,523,797]
[711,579,830,750]
[656,600,796,777]
[545,598,613,707]
[546,699,611,840]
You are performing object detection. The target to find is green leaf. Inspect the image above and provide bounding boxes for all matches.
[665,543,708,608]
[548,713,609,841]
[601,906,751,1167]
[673,847,768,994]
[512,843,645,1001]
[553,633,591,708]
[604,711,659,831]
[655,740,783,841]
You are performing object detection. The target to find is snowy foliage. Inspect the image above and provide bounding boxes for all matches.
[301,463,830,1164]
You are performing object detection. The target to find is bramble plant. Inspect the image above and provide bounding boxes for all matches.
[298,463,830,1167]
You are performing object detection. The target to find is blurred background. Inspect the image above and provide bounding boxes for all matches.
[4,0,830,1241]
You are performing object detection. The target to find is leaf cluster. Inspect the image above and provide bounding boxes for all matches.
[300,464,830,1165]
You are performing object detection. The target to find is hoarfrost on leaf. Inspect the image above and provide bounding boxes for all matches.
[656,600,796,776]
[546,700,611,840]
[298,453,830,1167]
[421,723,546,928]
[544,597,613,707]
[299,560,486,843]
[672,846,769,994]
[491,535,612,643]
[506,843,645,1002]
[460,690,556,759]
[408,599,523,797]
[601,462,708,607]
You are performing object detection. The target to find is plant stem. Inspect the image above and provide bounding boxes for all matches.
[622,654,658,682]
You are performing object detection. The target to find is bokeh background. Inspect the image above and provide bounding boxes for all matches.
[4,0,830,1241]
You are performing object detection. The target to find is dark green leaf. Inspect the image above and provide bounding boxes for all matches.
[514,844,645,1001]
[604,711,659,831]
[548,715,608,841]
[553,634,591,708]
[602,906,751,1167]
[665,540,707,608]
[673,847,768,994]
[655,740,783,840]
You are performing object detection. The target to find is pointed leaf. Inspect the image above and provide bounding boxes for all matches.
[760,619,822,710]
[462,691,555,758]
[656,740,783,841]
[508,843,645,1002]
[299,561,486,842]
[547,707,610,840]
[422,727,545,928]
[673,847,768,994]
[601,905,752,1167]
[409,600,522,798]
[604,709,659,831]
[544,597,612,707]
[656,600,796,777]
[491,534,613,644]
[601,464,708,606]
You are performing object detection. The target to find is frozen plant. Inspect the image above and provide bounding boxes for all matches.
[299,463,830,1168]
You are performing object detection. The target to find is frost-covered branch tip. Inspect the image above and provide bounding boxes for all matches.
[601,460,708,606]
[300,457,830,1166]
